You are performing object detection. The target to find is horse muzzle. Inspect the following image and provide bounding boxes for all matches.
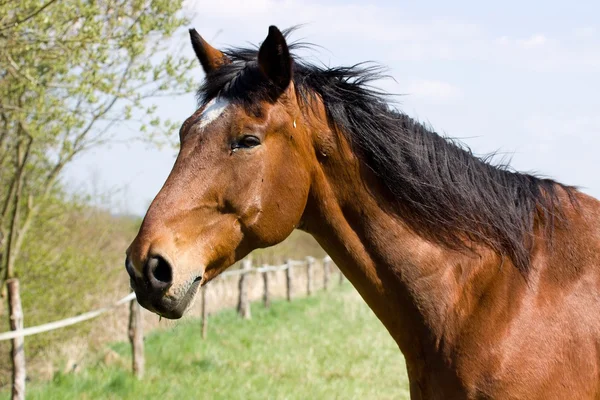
[125,254,201,319]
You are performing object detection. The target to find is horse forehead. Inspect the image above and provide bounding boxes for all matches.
[197,97,230,130]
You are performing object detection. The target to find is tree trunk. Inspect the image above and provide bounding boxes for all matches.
[7,279,25,400]
[2,134,32,289]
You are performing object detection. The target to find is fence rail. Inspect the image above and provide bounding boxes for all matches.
[1,255,340,399]
[0,293,136,342]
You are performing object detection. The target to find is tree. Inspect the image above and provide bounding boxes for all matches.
[0,0,196,287]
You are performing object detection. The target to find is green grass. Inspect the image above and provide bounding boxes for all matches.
[9,286,410,399]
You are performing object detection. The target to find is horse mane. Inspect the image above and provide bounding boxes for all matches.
[197,29,573,274]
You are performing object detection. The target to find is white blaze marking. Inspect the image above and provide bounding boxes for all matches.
[198,97,229,130]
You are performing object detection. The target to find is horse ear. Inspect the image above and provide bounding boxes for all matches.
[189,28,229,74]
[258,26,292,92]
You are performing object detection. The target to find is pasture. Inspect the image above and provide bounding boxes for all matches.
[7,286,409,400]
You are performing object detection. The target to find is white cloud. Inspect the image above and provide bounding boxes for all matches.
[495,36,510,45]
[495,34,548,48]
[183,0,481,62]
[517,34,547,48]
[486,32,599,71]
[573,26,596,38]
[183,0,599,73]
[405,80,463,103]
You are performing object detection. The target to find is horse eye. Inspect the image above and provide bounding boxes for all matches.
[234,135,261,149]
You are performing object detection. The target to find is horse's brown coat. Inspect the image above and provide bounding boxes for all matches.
[126,26,600,399]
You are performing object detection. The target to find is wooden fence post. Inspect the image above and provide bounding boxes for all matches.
[262,267,270,308]
[306,257,314,296]
[237,258,252,319]
[286,260,293,302]
[201,286,208,339]
[323,256,331,291]
[7,279,25,400]
[128,298,144,379]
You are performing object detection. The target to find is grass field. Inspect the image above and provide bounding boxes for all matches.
[7,286,410,399]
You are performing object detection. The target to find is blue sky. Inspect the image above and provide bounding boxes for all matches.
[65,0,600,214]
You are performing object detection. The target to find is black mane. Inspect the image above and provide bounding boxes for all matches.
[197,32,572,273]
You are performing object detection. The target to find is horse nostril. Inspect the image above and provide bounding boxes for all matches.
[125,256,136,279]
[145,255,173,291]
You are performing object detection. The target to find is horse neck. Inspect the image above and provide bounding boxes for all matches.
[300,115,514,362]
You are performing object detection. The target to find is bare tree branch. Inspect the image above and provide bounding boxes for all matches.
[2,123,33,282]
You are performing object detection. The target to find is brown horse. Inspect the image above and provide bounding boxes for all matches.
[126,26,600,399]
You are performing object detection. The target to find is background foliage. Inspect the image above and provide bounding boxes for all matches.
[0,0,193,385]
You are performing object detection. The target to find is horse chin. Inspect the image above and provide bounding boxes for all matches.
[136,279,201,320]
